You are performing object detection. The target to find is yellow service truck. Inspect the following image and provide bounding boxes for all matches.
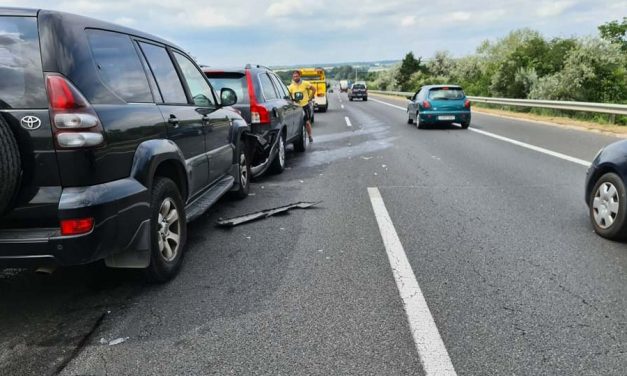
[299,67,328,112]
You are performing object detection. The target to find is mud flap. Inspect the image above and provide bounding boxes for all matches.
[104,219,151,268]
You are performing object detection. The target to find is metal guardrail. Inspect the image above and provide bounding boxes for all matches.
[369,90,627,116]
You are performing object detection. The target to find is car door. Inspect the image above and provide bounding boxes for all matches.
[171,51,233,184]
[138,41,208,198]
[269,73,297,139]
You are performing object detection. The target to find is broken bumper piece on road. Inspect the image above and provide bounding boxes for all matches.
[216,201,322,227]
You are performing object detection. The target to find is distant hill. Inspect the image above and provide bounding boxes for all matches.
[271,60,400,72]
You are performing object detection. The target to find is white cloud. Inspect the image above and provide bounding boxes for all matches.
[450,11,471,21]
[401,16,416,27]
[537,1,575,17]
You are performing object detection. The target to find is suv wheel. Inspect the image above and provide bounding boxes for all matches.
[270,132,286,174]
[294,122,307,152]
[146,177,187,282]
[232,140,250,199]
[589,173,627,240]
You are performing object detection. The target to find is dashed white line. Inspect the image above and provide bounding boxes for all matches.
[468,128,590,166]
[345,116,352,127]
[341,104,345,109]
[369,96,591,167]
[367,187,457,376]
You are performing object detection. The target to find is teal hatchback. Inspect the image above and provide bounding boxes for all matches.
[407,85,471,129]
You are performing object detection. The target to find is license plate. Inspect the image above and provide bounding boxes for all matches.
[438,115,455,121]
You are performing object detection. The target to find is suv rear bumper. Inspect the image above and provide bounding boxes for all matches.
[0,178,150,267]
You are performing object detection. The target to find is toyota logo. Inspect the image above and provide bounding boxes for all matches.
[20,116,42,130]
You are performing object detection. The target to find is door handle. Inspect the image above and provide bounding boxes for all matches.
[168,115,179,128]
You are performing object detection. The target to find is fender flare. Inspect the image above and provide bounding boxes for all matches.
[130,139,189,201]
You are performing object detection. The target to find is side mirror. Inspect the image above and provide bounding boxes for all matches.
[220,88,237,107]
[293,92,304,102]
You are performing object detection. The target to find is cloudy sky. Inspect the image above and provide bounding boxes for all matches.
[3,0,626,66]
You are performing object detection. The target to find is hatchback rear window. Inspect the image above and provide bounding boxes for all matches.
[205,73,248,104]
[0,16,46,109]
[353,84,366,89]
[429,87,465,100]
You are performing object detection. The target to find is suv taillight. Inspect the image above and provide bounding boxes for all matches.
[250,104,270,124]
[46,74,105,148]
[245,69,270,125]
[464,99,471,109]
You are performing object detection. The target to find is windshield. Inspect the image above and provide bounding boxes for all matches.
[0,16,46,109]
[428,87,464,100]
[205,74,248,104]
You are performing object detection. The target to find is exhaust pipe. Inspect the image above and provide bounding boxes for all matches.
[35,265,57,275]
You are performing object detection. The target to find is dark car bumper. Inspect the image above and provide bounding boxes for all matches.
[419,110,471,124]
[0,178,150,267]
[349,92,367,98]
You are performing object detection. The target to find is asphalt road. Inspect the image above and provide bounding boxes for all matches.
[1,92,625,375]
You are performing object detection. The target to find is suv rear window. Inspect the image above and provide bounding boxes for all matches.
[428,87,464,100]
[0,16,46,109]
[86,29,152,103]
[353,84,366,89]
[205,73,248,104]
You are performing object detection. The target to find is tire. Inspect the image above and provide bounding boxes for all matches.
[416,113,425,129]
[269,132,286,174]
[461,121,470,129]
[294,121,306,153]
[589,173,627,240]
[145,177,187,283]
[231,139,250,199]
[349,97,353,101]
[363,97,368,101]
[0,115,20,215]
[407,112,414,124]
[319,105,327,113]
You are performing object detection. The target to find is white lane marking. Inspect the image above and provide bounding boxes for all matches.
[341,104,345,109]
[367,187,457,376]
[370,97,408,111]
[468,128,590,166]
[345,116,352,127]
[370,96,591,167]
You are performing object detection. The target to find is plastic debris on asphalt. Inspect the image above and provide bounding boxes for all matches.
[108,337,129,346]
[361,156,373,160]
[216,201,322,227]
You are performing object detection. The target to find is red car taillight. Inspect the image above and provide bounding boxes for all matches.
[60,217,94,236]
[46,74,105,148]
[464,99,471,109]
[245,70,270,125]
[422,100,431,109]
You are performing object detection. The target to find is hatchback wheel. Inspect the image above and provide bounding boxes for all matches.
[416,113,425,129]
[146,177,187,282]
[589,172,627,240]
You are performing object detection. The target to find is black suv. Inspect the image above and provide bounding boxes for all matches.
[204,65,306,177]
[348,82,368,101]
[0,8,250,281]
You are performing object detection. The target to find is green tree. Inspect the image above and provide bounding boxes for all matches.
[396,52,424,91]
[599,17,627,51]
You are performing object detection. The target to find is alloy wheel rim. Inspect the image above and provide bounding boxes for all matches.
[157,197,180,262]
[279,135,285,166]
[239,152,248,188]
[592,182,619,229]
